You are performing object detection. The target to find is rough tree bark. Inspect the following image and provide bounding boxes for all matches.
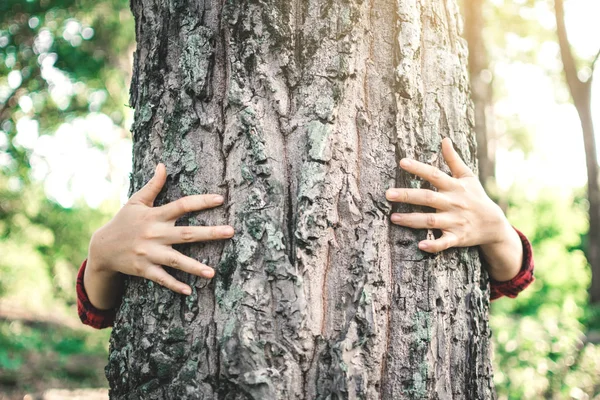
[462,0,495,189]
[554,0,600,304]
[106,0,495,398]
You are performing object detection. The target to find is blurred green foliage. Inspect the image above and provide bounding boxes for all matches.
[492,188,600,399]
[0,171,115,306]
[0,319,111,393]
[0,0,132,394]
[1,0,599,398]
[481,2,600,396]
[0,0,134,183]
[0,0,132,305]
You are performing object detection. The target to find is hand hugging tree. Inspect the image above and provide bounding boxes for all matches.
[106,0,499,398]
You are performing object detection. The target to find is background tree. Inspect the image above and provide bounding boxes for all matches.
[463,0,496,190]
[554,0,600,304]
[106,0,495,398]
[2,0,599,398]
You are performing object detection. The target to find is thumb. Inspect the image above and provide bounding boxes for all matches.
[130,163,167,206]
[441,138,474,179]
[419,232,457,253]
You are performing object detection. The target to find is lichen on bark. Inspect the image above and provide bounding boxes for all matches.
[106,0,496,398]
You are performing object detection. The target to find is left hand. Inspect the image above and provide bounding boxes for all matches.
[386,137,511,253]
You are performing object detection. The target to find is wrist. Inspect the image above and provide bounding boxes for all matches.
[87,228,116,277]
[480,221,523,282]
[485,211,514,248]
[84,229,124,311]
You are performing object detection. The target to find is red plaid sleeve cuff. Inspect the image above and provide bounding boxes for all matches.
[489,227,535,300]
[76,260,116,329]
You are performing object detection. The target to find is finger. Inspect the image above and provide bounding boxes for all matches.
[399,158,456,191]
[157,194,225,221]
[162,225,235,244]
[386,188,450,210]
[130,163,167,206]
[418,233,458,253]
[441,138,475,179]
[151,247,215,279]
[145,265,192,295]
[390,212,455,229]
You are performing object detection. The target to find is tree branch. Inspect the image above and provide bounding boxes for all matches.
[554,0,584,98]
[591,47,600,73]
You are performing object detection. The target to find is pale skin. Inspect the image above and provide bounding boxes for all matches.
[84,137,522,310]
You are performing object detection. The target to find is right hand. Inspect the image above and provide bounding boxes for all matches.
[87,163,234,295]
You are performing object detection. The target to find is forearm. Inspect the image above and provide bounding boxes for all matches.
[480,220,523,282]
[83,260,124,310]
[84,231,125,310]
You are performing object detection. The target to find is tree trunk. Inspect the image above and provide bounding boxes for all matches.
[462,0,495,189]
[554,0,600,304]
[106,0,495,398]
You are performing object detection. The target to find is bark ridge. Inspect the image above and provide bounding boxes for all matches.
[107,0,495,398]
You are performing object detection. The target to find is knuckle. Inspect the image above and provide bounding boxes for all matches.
[147,179,157,191]
[177,198,191,214]
[132,262,145,277]
[133,244,148,257]
[168,254,179,269]
[451,197,468,210]
[429,243,442,253]
[180,227,195,242]
[425,191,436,206]
[426,214,436,228]
[447,235,459,249]
[431,168,442,180]
[155,276,167,287]
[141,227,157,240]
[198,195,210,209]
[211,226,221,238]
[402,191,410,203]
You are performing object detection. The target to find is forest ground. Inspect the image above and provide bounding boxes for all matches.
[0,303,109,400]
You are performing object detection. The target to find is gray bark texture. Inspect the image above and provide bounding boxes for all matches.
[106,0,495,398]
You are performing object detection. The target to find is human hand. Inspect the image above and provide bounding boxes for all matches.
[385,138,512,254]
[87,163,233,296]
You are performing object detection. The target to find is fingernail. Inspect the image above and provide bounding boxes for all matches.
[391,214,401,223]
[419,242,429,250]
[213,195,224,204]
[220,226,234,236]
[400,159,411,168]
[386,189,399,200]
[203,267,215,278]
[182,287,192,295]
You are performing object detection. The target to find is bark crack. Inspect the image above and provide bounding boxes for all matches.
[293,0,304,73]
[214,0,229,388]
[321,242,331,336]
[280,120,295,267]
[441,0,457,54]
[380,216,394,397]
